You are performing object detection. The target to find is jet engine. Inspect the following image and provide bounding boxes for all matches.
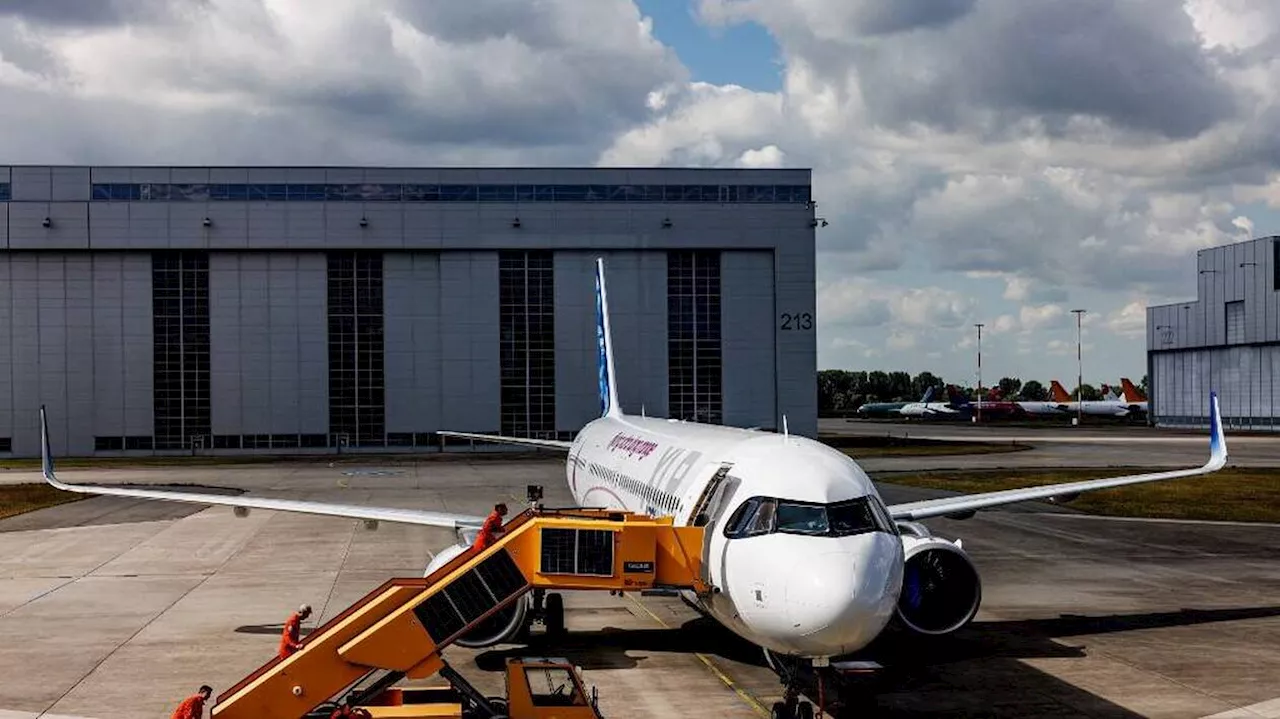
[422,542,529,648]
[893,524,982,636]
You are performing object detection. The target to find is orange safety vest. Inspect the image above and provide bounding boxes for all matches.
[170,694,205,719]
[278,611,303,658]
[472,510,505,550]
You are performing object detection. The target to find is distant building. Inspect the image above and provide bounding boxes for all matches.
[0,165,818,458]
[1146,236,1279,431]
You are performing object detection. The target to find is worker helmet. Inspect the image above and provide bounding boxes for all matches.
[299,603,312,614]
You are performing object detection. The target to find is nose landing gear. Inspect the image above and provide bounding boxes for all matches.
[764,650,821,719]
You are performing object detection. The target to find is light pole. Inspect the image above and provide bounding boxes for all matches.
[1071,309,1086,426]
[974,323,984,423]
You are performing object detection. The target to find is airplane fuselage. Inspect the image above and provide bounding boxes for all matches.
[564,414,905,658]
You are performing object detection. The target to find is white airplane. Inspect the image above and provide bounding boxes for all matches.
[1120,378,1150,414]
[1047,380,1135,417]
[39,258,1228,718]
[896,385,963,417]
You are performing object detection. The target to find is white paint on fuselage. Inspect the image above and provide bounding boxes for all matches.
[564,414,905,658]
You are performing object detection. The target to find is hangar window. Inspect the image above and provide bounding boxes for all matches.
[86,182,813,205]
[152,251,210,451]
[0,183,9,201]
[327,251,386,447]
[0,437,10,453]
[668,251,723,425]
[1225,301,1245,344]
[499,251,556,439]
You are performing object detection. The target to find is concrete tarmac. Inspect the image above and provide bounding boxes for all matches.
[1,459,1278,718]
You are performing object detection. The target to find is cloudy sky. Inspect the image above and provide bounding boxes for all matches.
[2,0,1278,389]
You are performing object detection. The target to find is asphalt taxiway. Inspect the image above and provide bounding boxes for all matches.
[1,455,1278,718]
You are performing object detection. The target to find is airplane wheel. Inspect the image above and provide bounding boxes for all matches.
[797,702,814,719]
[770,702,789,719]
[545,592,565,637]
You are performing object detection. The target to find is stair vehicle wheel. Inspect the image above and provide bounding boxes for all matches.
[486,696,509,715]
[545,592,566,636]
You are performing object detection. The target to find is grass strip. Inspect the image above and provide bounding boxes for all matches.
[0,484,86,520]
[875,467,1280,523]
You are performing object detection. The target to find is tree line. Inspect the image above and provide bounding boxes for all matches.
[817,370,1149,415]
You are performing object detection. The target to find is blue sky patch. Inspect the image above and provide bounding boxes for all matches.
[636,0,783,91]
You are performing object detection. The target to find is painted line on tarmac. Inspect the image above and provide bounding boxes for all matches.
[625,595,770,717]
[1037,513,1280,529]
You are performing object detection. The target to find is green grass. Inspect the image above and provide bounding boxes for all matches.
[875,467,1280,523]
[0,484,86,520]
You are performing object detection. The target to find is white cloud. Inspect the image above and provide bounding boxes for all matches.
[1106,300,1149,338]
[817,277,977,328]
[3,0,1277,383]
[736,144,786,167]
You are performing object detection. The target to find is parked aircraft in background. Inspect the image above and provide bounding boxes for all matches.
[857,386,935,418]
[896,386,965,418]
[1120,378,1150,416]
[1049,381,1135,417]
[947,387,1028,421]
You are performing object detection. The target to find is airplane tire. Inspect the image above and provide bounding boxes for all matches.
[771,702,788,719]
[797,702,814,719]
[545,592,565,637]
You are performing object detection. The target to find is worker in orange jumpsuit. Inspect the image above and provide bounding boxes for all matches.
[472,502,508,550]
[278,603,313,659]
[170,685,212,719]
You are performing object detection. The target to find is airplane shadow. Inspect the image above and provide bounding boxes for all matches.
[471,604,1280,718]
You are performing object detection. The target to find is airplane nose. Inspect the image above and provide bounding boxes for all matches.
[783,536,901,655]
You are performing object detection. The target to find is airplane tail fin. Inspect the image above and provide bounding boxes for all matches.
[595,258,622,418]
[1050,380,1071,402]
[1120,377,1146,402]
[945,385,971,406]
[920,386,936,403]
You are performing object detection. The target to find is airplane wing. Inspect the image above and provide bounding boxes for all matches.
[886,392,1228,522]
[38,407,487,534]
[438,430,573,452]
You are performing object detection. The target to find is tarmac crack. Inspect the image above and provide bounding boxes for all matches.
[33,568,217,718]
[0,522,176,620]
[28,509,263,718]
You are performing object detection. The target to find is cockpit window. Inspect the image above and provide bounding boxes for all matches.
[775,503,828,535]
[724,496,896,539]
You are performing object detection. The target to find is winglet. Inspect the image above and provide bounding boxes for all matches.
[1207,391,1227,470]
[39,404,63,489]
[595,257,622,418]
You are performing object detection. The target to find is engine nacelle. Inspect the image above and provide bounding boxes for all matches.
[423,543,529,648]
[894,528,982,636]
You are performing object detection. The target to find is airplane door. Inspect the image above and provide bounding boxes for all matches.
[690,463,732,527]
[691,464,738,588]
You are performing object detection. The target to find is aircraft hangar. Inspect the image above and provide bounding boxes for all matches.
[1146,235,1280,431]
[0,165,817,458]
